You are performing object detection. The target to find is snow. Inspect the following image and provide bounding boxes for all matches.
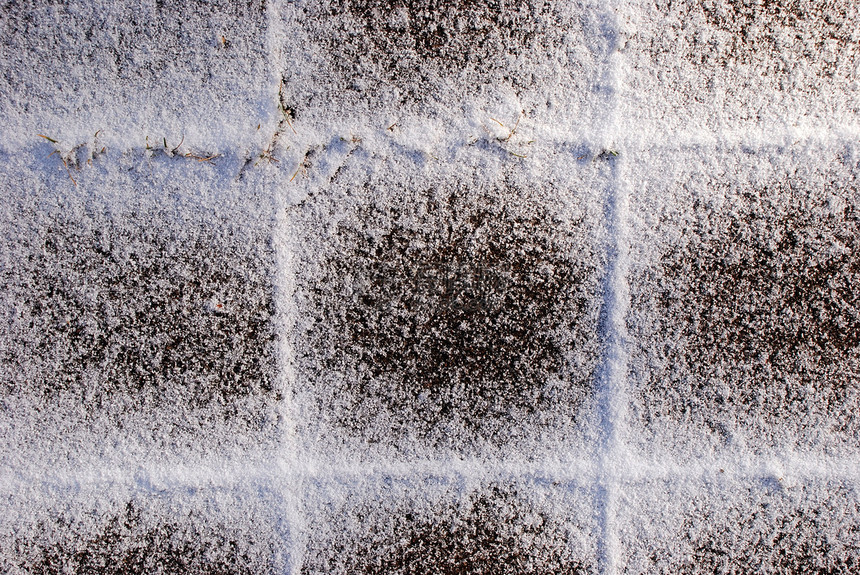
[283,141,608,462]
[626,142,860,459]
[618,476,860,574]
[1,0,859,573]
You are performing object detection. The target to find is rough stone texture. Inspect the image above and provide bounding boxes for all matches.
[290,152,605,451]
[619,479,860,575]
[623,0,860,131]
[0,160,281,462]
[0,490,287,575]
[628,148,860,453]
[278,0,607,125]
[0,0,271,148]
[302,479,595,575]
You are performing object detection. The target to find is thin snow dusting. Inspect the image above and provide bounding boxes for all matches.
[300,476,597,574]
[0,0,859,574]
[627,144,860,458]
[286,144,606,458]
[622,0,860,135]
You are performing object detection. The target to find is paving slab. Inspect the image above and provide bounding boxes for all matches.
[621,0,860,135]
[0,0,276,154]
[300,474,598,574]
[0,480,289,575]
[0,149,282,468]
[617,476,860,574]
[274,0,617,142]
[285,141,609,460]
[626,142,860,457]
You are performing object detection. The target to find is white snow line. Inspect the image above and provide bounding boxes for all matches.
[2,453,857,494]
[591,2,631,573]
[615,126,860,153]
[595,156,632,575]
[0,460,291,493]
[273,191,298,458]
[265,4,308,574]
[3,129,854,173]
[532,128,860,155]
[287,457,602,484]
[273,177,324,575]
[609,455,860,484]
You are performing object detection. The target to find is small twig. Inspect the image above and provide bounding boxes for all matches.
[60,157,77,186]
[185,153,219,162]
[502,115,521,142]
[171,135,185,154]
[254,153,279,167]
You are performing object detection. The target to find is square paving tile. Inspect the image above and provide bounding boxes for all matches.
[0,481,289,575]
[300,474,598,574]
[621,0,860,134]
[287,143,608,458]
[276,0,615,134]
[617,476,860,574]
[0,0,272,150]
[0,153,282,467]
[626,143,860,456]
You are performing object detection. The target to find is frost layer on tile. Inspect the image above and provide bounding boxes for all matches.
[622,0,860,132]
[0,0,273,152]
[289,148,605,454]
[627,146,860,454]
[301,477,596,574]
[276,0,609,129]
[0,154,280,464]
[618,477,860,574]
[0,485,288,575]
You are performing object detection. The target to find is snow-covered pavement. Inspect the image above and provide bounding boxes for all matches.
[1,1,858,573]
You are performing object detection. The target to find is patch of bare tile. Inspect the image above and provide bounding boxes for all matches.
[289,153,605,453]
[622,0,860,131]
[301,477,596,574]
[627,147,860,454]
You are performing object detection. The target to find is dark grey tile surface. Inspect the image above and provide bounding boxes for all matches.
[0,156,282,464]
[622,0,860,131]
[618,477,860,574]
[288,147,607,454]
[277,0,610,128]
[0,485,289,575]
[627,146,860,454]
[301,476,598,575]
[0,0,271,147]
